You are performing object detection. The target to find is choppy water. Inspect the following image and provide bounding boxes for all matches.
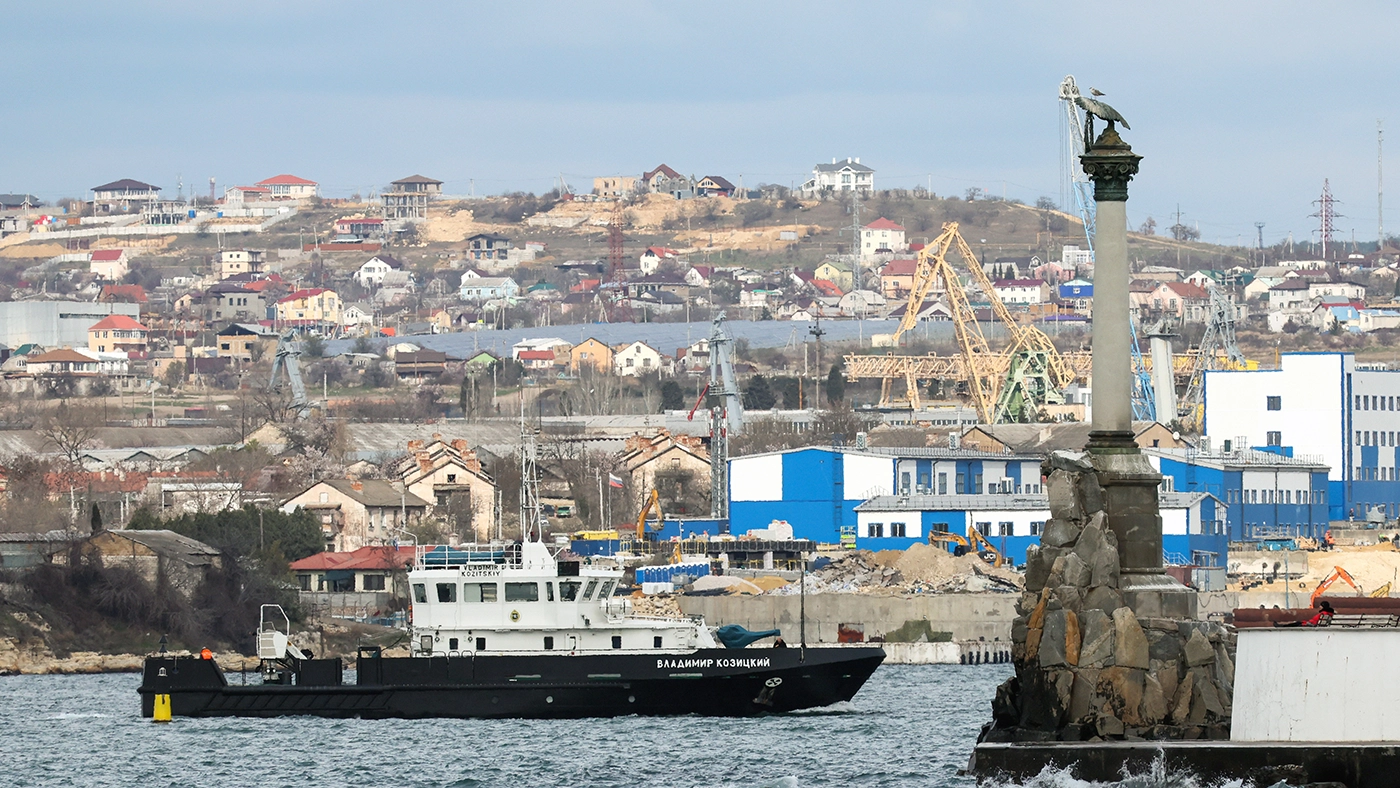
[0,666,1269,788]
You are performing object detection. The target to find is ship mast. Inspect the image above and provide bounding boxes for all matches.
[518,405,545,543]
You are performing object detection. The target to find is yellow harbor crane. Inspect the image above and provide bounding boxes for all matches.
[855,222,1076,423]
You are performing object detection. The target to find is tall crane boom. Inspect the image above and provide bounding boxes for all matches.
[708,314,742,519]
[268,331,310,420]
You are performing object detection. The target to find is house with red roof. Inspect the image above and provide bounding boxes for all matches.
[289,545,415,595]
[642,164,691,194]
[639,246,683,274]
[879,258,920,299]
[87,314,149,356]
[275,287,340,327]
[1146,281,1212,322]
[89,248,129,281]
[99,284,147,304]
[255,174,318,200]
[518,349,559,371]
[860,217,907,261]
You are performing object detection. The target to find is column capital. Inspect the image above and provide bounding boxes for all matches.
[1080,125,1142,202]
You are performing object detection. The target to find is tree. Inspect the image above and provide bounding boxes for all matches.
[37,402,104,465]
[1139,216,1157,236]
[659,380,685,412]
[825,363,846,405]
[351,335,374,354]
[162,360,187,391]
[1169,221,1200,242]
[1035,196,1058,212]
[302,334,326,358]
[742,375,776,410]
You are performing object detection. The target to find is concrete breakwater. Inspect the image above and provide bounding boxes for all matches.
[676,591,1017,646]
[0,637,258,675]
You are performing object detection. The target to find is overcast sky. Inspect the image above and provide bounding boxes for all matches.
[6,2,1397,248]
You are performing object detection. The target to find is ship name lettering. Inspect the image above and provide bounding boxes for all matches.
[656,658,715,669]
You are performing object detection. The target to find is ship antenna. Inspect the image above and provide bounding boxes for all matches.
[519,397,545,544]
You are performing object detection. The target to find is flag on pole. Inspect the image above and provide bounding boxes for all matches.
[608,473,624,489]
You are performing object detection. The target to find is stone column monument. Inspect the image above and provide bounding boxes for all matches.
[1079,120,1196,620]
[978,99,1232,744]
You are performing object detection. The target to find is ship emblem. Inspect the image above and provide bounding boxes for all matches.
[764,677,783,688]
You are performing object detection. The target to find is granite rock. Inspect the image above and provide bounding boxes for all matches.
[1078,609,1115,667]
[1112,607,1150,669]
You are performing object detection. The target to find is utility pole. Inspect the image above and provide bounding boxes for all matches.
[1173,204,1184,267]
[1380,119,1386,250]
[1255,222,1265,265]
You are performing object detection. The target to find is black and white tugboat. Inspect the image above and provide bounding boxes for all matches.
[139,421,883,719]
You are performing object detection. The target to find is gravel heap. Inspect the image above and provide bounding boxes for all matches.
[768,544,1023,595]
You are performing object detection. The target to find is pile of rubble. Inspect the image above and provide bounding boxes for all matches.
[768,544,1023,596]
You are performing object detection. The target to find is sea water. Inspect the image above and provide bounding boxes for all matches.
[0,666,1274,787]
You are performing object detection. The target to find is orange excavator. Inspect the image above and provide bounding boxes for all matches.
[1311,566,1362,606]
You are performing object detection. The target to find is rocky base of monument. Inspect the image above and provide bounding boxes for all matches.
[979,451,1235,744]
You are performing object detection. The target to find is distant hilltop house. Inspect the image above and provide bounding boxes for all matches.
[695,176,736,197]
[255,174,318,200]
[223,185,271,204]
[0,194,42,211]
[801,158,873,197]
[335,216,385,239]
[594,176,638,198]
[465,233,510,262]
[89,248,129,281]
[383,175,443,220]
[91,178,160,212]
[642,164,691,195]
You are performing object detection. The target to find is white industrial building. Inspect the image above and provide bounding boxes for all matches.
[0,301,141,349]
[1204,352,1400,521]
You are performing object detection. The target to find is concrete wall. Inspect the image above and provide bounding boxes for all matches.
[1234,628,1400,741]
[676,592,1017,644]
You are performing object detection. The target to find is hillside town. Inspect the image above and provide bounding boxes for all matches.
[1,151,1399,681]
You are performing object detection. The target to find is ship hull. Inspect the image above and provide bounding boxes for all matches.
[138,647,885,719]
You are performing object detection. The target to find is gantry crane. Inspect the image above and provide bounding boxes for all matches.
[866,222,1075,423]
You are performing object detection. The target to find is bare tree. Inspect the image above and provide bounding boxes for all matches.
[37,402,104,465]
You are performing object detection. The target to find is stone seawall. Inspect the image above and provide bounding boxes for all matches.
[676,592,1018,644]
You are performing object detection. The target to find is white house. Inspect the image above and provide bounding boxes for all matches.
[341,302,374,330]
[255,174,318,200]
[639,246,682,275]
[613,341,664,377]
[838,289,886,317]
[1059,245,1094,267]
[90,249,129,281]
[993,279,1050,305]
[801,157,874,196]
[459,276,520,303]
[860,217,907,262]
[511,337,572,360]
[354,255,403,288]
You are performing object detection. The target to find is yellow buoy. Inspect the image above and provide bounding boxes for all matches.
[153,693,172,723]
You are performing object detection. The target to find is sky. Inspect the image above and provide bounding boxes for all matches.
[5,1,1399,249]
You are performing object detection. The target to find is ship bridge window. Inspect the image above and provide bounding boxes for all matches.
[436,583,457,603]
[559,581,580,601]
[599,581,614,598]
[464,583,498,603]
[583,580,599,600]
[546,582,555,602]
[505,582,540,602]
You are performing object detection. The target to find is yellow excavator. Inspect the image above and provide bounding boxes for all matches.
[927,529,1006,568]
[636,489,663,542]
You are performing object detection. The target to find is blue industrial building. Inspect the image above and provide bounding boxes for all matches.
[852,491,1225,567]
[1146,447,1330,541]
[728,446,1043,544]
